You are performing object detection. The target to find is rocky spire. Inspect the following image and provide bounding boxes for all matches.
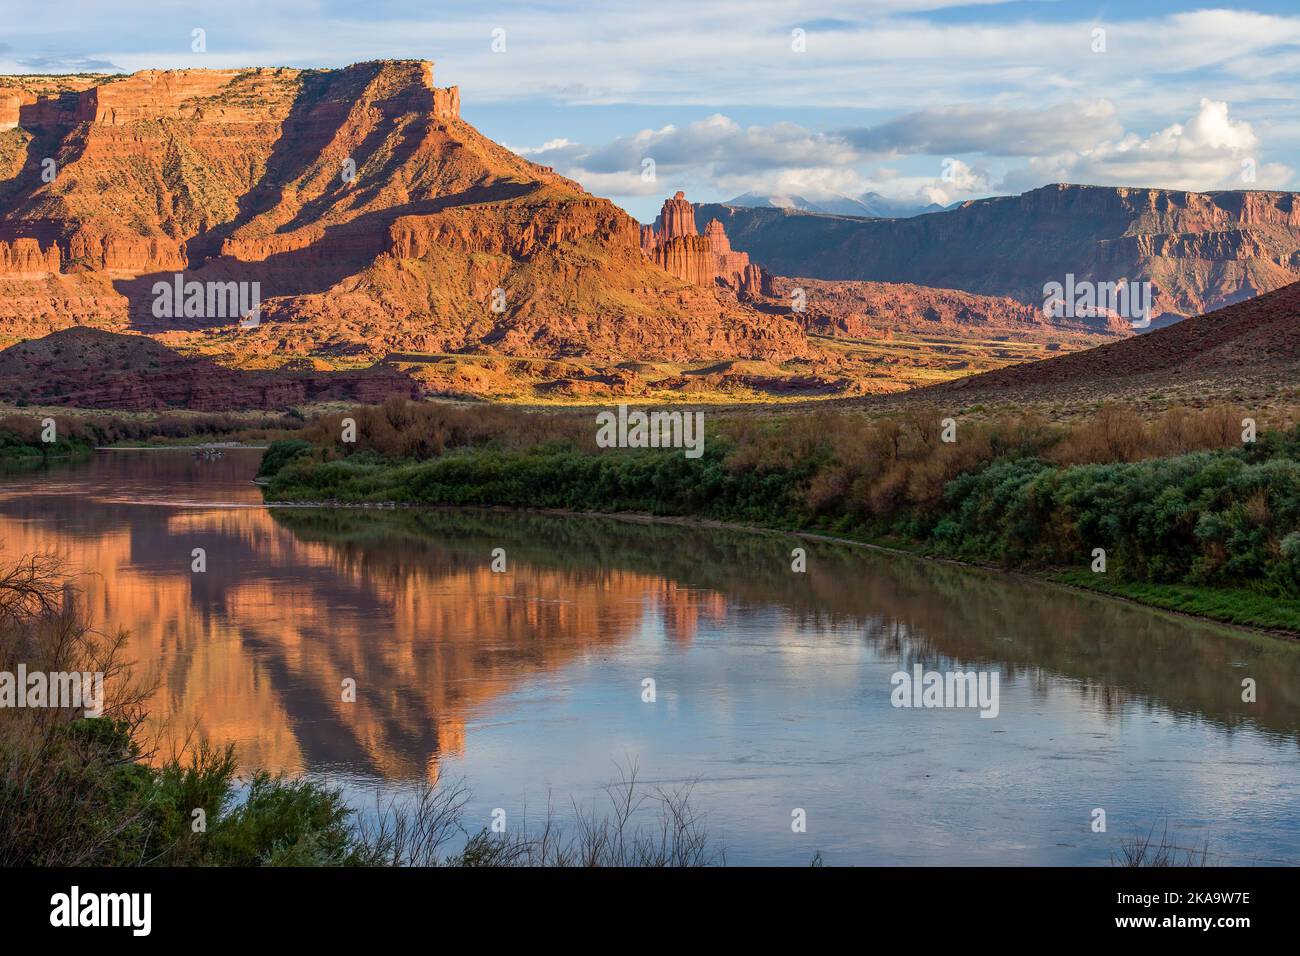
[703,219,731,254]
[655,191,698,240]
[645,192,770,297]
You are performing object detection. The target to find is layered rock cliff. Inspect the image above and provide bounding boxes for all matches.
[699,184,1300,322]
[654,190,699,240]
[0,237,58,276]
[0,62,806,363]
[773,277,1132,339]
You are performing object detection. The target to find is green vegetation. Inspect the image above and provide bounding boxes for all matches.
[259,399,1300,633]
[0,417,93,463]
[0,410,304,454]
[255,437,314,478]
[1055,571,1300,633]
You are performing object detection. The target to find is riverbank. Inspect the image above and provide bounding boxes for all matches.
[99,442,272,450]
[0,436,94,464]
[0,409,303,455]
[255,402,1300,636]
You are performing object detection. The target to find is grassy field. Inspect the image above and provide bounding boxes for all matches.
[813,332,1084,388]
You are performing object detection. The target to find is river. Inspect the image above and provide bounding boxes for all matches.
[3,448,1297,865]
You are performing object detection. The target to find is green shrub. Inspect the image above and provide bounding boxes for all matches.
[264,415,1300,604]
[257,438,315,478]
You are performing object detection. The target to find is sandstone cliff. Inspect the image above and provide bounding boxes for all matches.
[654,191,698,240]
[772,276,1132,339]
[0,62,807,364]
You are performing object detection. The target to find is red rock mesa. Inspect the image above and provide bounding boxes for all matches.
[0,63,805,363]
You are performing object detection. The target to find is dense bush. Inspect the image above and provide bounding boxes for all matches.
[257,438,315,478]
[301,395,593,460]
[931,446,1300,593]
[0,415,94,461]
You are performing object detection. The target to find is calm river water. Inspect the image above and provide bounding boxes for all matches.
[3,448,1298,864]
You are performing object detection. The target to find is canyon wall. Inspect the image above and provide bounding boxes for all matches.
[699,184,1300,320]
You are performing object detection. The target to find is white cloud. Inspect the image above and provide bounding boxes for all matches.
[2,2,1298,115]
[510,137,574,155]
[516,98,1292,209]
[922,159,989,205]
[513,113,864,186]
[844,101,1123,157]
[560,169,665,197]
[1182,98,1257,151]
[1000,99,1293,191]
[2,1,1295,203]
[712,166,876,200]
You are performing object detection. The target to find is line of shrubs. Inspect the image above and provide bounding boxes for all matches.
[259,400,1300,598]
[0,410,307,459]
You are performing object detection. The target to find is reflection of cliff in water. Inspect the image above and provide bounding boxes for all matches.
[276,507,1300,744]
[0,475,676,781]
[3,444,1297,794]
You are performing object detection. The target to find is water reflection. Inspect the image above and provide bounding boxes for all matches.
[2,450,1297,864]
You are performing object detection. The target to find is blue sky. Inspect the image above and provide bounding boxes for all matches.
[2,1,1297,220]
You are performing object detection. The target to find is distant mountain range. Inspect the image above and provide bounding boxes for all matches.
[702,184,1300,323]
[725,191,952,219]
